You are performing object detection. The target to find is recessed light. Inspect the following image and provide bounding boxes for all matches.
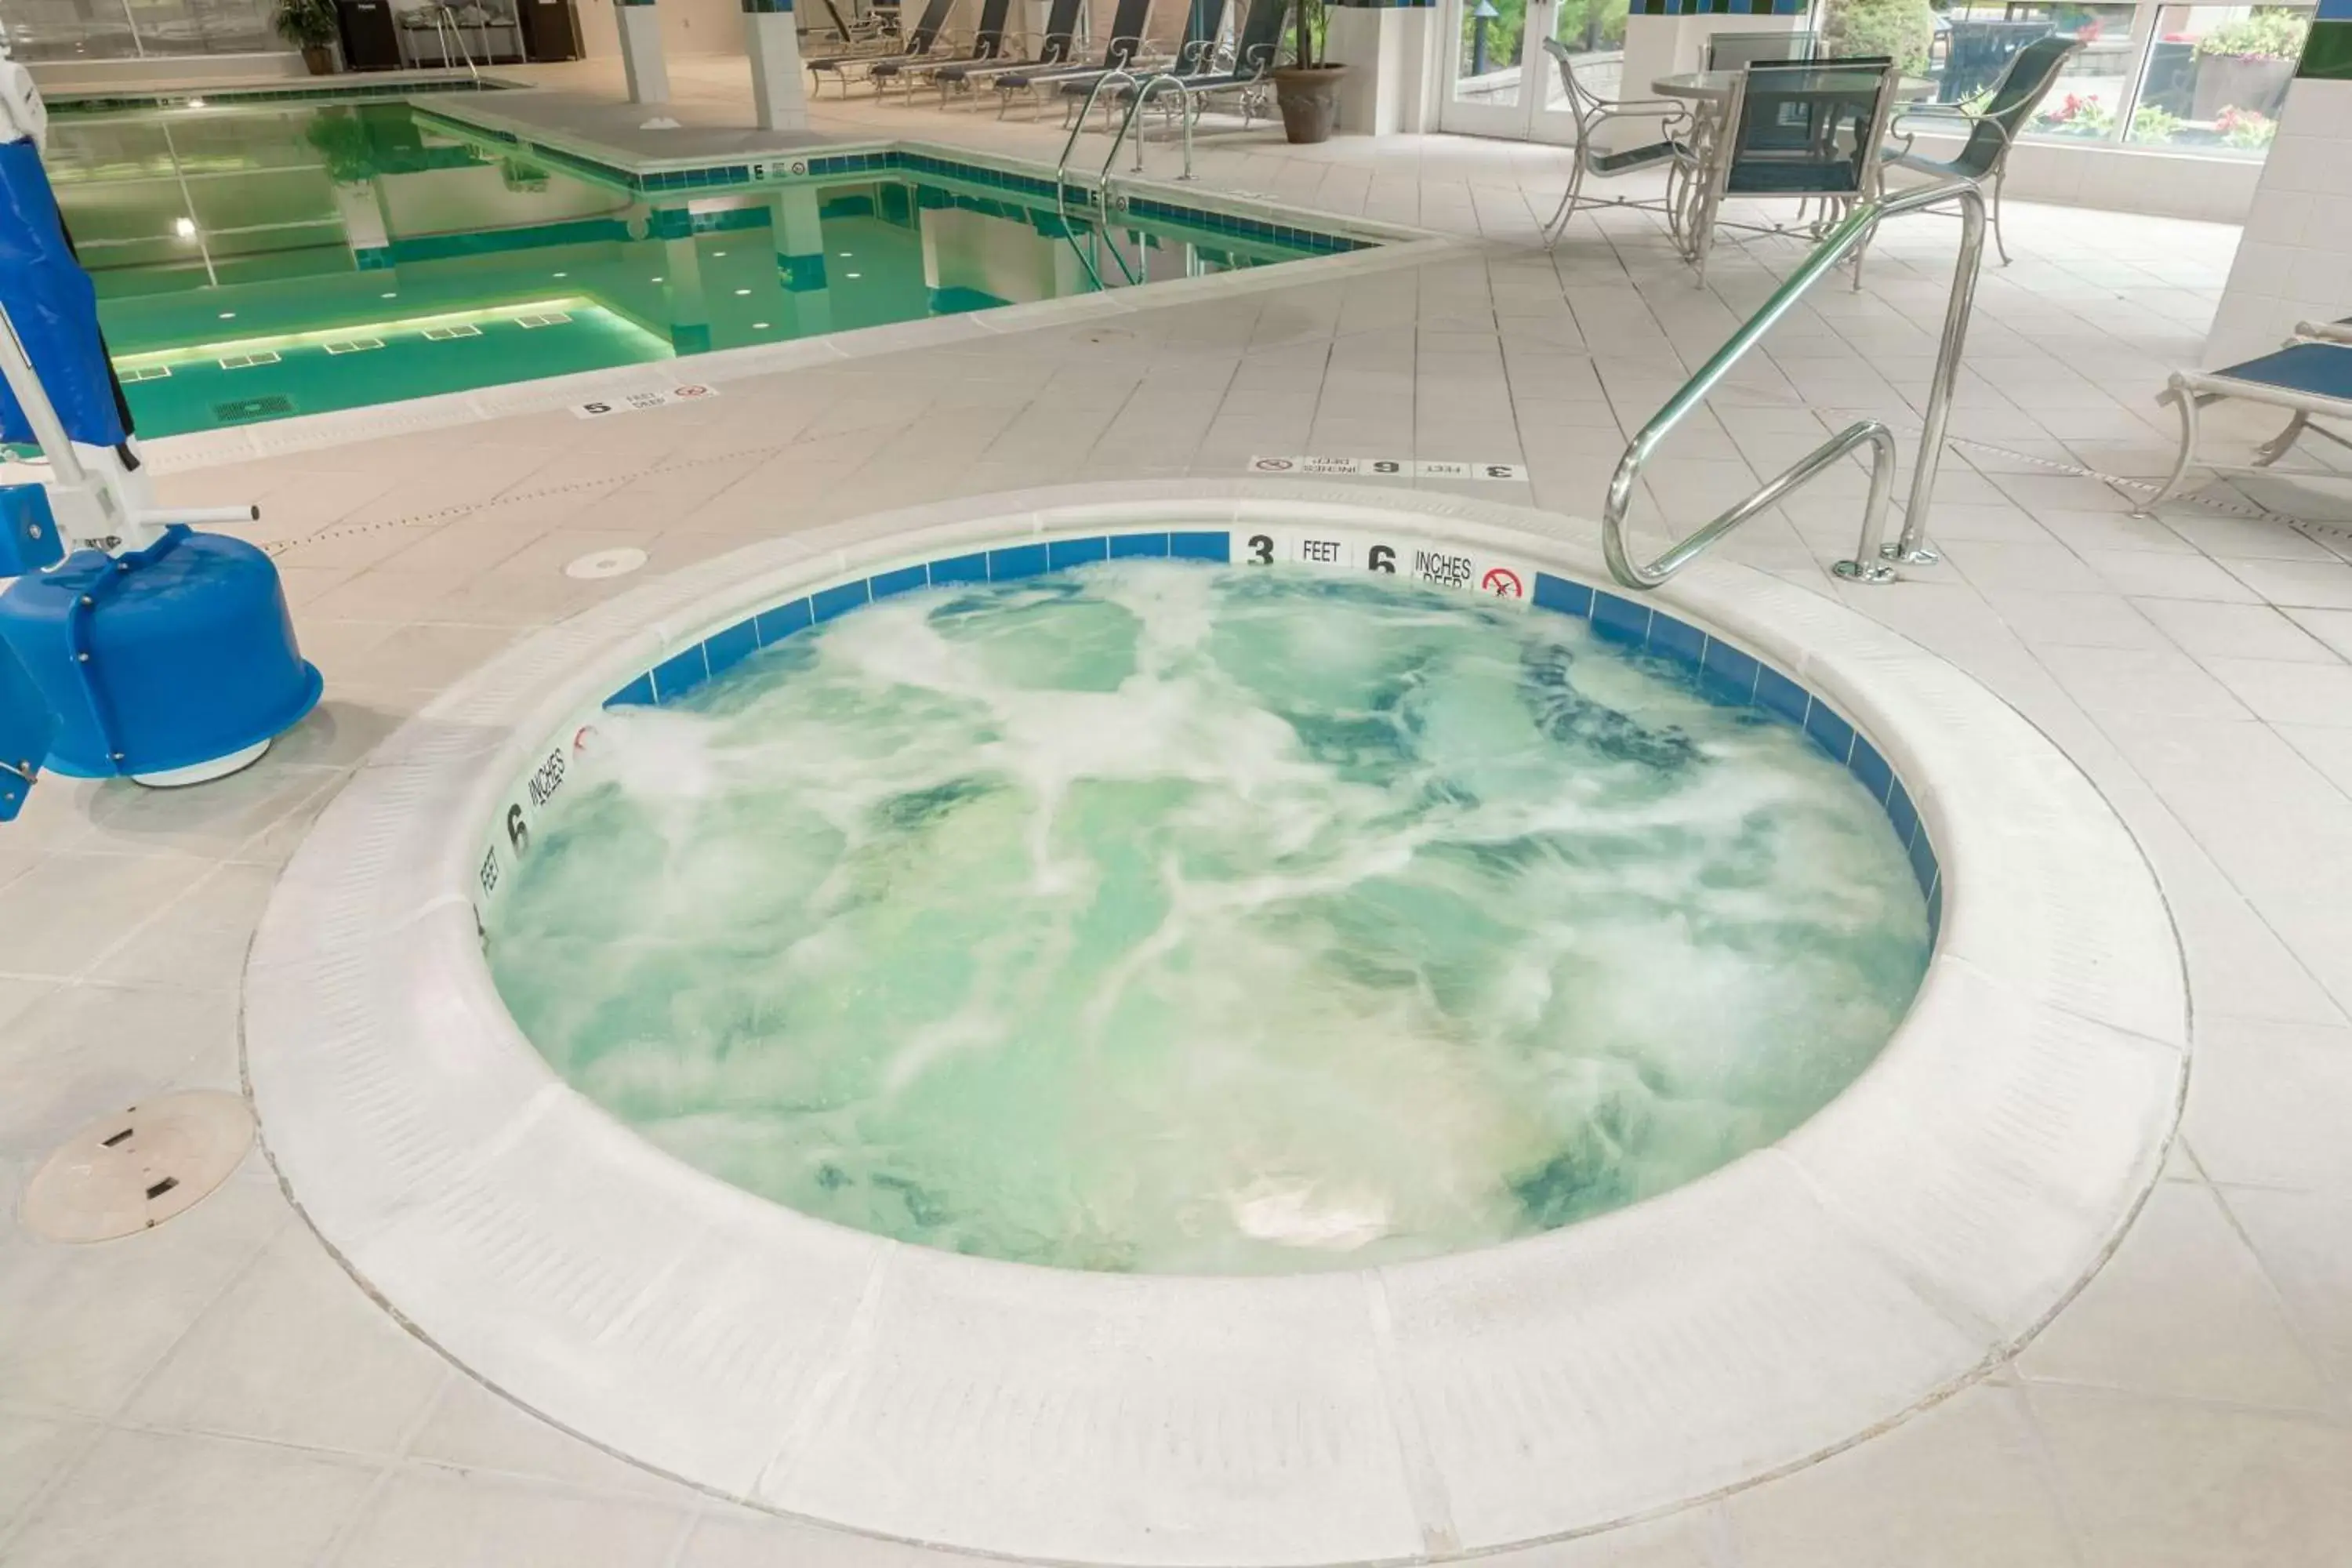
[553,270,568,278]
[652,274,665,282]
[844,272,861,280]
[218,310,235,319]
[381,292,396,299]
[713,250,728,257]
[734,288,750,296]
[173,216,196,238]
[752,321,770,328]
[837,251,853,258]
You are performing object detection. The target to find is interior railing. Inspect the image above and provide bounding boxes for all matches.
[1603,178,1987,590]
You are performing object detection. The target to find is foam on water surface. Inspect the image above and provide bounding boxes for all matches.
[487,564,1930,1275]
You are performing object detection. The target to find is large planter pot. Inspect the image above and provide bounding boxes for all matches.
[1272,64,1348,145]
[301,44,336,74]
[2191,54,2292,122]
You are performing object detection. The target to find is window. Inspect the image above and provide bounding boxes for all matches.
[2126,4,2305,155]
[1918,0,2313,154]
[0,0,279,60]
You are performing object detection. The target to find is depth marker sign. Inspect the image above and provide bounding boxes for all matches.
[571,383,720,419]
[1247,456,1526,481]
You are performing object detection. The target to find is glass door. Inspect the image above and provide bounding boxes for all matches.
[1439,0,1629,143]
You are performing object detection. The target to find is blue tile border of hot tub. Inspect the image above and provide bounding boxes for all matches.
[604,537,1942,936]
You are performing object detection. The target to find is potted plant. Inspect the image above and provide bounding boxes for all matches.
[2190,11,2305,124]
[304,107,374,182]
[1272,0,1346,146]
[274,0,341,74]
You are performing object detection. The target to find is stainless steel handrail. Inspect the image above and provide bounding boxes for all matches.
[1602,178,1987,590]
[1053,70,1144,289]
[1116,72,1194,181]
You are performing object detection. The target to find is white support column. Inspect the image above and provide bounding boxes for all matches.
[743,2,811,129]
[1329,5,1403,136]
[615,0,671,103]
[2208,68,2352,368]
[1326,2,1445,136]
[770,189,832,334]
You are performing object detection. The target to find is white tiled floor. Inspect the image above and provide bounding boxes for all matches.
[5,58,2352,1566]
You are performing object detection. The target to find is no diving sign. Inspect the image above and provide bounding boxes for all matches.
[1247,456,1527,481]
[572,383,720,419]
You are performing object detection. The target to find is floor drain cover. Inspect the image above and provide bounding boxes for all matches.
[565,546,648,580]
[212,394,295,423]
[21,1091,254,1243]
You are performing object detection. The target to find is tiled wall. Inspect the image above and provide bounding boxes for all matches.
[596,535,1944,938]
[2205,60,2352,367]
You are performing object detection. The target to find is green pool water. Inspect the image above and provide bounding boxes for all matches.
[42,99,1325,437]
[487,566,1932,1276]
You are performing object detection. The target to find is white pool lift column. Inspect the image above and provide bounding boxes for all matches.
[0,57,321,800]
[615,0,672,103]
[742,0,811,130]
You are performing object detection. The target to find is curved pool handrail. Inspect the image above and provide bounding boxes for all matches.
[1603,178,1987,590]
[1112,72,1193,183]
[1054,68,1145,289]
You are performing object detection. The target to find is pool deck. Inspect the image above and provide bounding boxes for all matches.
[415,82,845,164]
[5,56,2352,1568]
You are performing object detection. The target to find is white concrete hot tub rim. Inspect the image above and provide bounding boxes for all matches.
[242,480,2190,1567]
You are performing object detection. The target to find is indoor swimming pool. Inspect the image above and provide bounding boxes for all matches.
[41,96,1363,436]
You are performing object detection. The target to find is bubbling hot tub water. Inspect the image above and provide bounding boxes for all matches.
[486,563,1929,1275]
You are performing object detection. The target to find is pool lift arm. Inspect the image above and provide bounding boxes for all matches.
[0,56,321,819]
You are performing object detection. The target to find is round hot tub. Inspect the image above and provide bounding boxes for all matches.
[245,484,2187,1566]
[488,553,1933,1277]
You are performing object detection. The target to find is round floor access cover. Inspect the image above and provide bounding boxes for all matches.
[21,1091,254,1243]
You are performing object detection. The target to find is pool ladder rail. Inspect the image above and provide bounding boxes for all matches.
[1051,67,1196,290]
[1603,178,1988,590]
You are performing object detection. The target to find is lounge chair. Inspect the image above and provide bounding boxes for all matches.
[806,0,895,54]
[1058,0,1226,127]
[993,0,1155,118]
[2140,322,2352,516]
[1165,0,1303,131]
[932,0,1081,103]
[804,0,956,96]
[870,0,1008,96]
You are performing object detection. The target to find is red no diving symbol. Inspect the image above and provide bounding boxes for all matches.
[1481,567,1524,598]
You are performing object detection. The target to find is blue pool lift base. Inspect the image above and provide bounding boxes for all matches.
[0,527,322,786]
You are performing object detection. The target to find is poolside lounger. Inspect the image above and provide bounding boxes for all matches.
[993,0,1156,117]
[807,0,896,53]
[2142,322,2352,515]
[805,0,956,95]
[1083,0,1283,129]
[1057,0,1225,125]
[870,0,1009,95]
[933,0,1082,103]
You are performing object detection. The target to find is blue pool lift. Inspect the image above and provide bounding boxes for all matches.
[0,56,319,816]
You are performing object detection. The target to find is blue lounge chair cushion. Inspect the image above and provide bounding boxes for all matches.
[2213,341,2352,401]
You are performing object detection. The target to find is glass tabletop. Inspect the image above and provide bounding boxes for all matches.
[1653,70,1937,102]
